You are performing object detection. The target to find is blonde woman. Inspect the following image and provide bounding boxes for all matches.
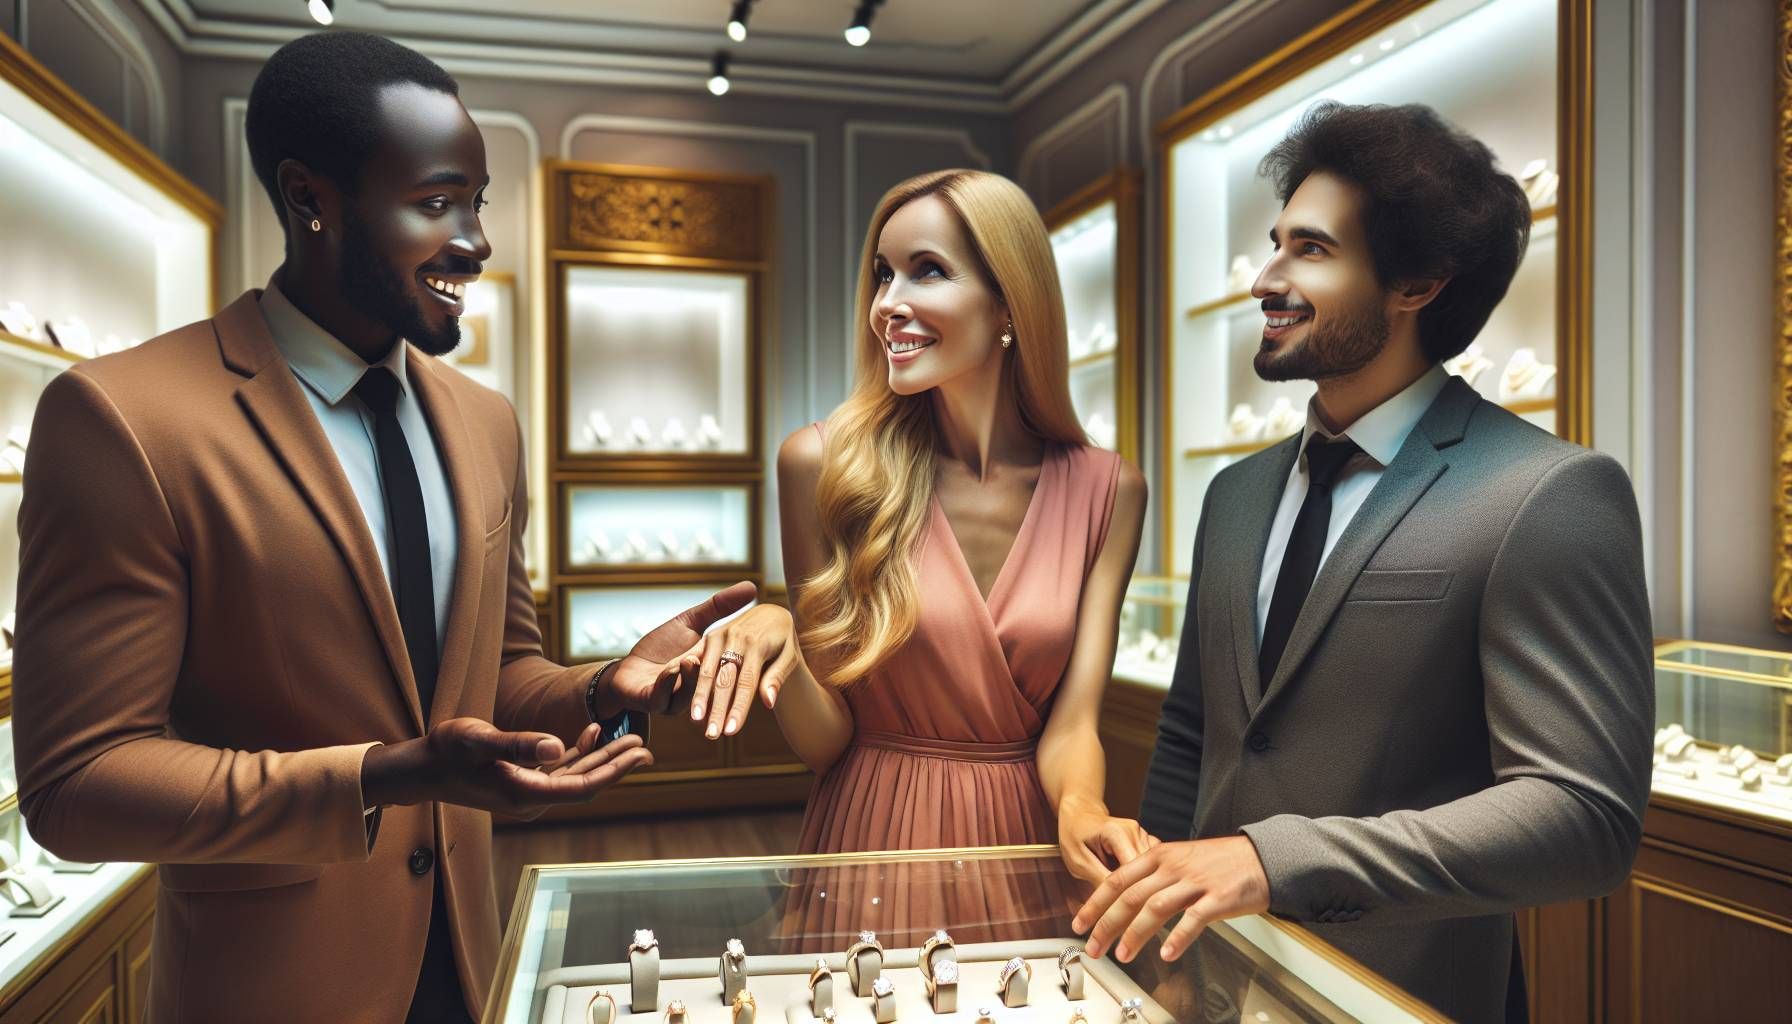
[687,171,1152,903]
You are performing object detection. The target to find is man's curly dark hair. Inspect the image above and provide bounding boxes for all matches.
[1258,101,1532,363]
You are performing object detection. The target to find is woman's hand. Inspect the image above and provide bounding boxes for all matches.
[1058,795,1159,883]
[673,604,801,740]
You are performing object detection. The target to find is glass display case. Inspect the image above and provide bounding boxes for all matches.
[560,265,754,461]
[562,482,758,574]
[1649,641,1792,824]
[1113,577,1187,690]
[0,33,219,719]
[1044,170,1139,460]
[486,846,1443,1024]
[1158,0,1583,574]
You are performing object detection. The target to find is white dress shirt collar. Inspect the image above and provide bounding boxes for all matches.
[1300,363,1449,469]
[259,278,411,407]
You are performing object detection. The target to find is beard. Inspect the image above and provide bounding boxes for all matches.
[1253,295,1388,382]
[337,214,463,357]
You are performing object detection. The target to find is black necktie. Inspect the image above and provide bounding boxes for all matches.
[353,367,440,716]
[1259,434,1362,689]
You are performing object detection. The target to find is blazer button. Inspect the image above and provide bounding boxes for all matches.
[409,847,435,876]
[1248,732,1270,752]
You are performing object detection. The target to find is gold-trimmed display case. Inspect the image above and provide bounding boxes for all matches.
[540,161,801,816]
[0,32,222,722]
[1649,641,1792,826]
[1154,0,1592,575]
[1043,168,1142,463]
[486,846,1447,1024]
[1774,0,1792,632]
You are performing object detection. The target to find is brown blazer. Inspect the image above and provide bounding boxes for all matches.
[12,289,594,1022]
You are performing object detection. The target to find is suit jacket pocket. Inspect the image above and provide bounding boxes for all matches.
[1346,569,1453,603]
[159,861,325,893]
[482,502,513,551]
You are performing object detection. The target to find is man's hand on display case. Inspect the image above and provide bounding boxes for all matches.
[1058,800,1159,883]
[1070,834,1271,963]
[589,581,760,719]
[668,603,801,741]
[361,717,653,819]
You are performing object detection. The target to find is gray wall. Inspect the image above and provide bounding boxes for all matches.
[1012,0,1791,651]
[2,0,184,163]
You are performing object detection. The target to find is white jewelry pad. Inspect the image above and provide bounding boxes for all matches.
[537,939,1169,1024]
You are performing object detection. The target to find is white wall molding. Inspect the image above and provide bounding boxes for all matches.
[1016,83,1128,199]
[64,0,170,153]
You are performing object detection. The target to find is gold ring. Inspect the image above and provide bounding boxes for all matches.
[664,999,688,1024]
[807,958,831,991]
[1067,1011,1089,1024]
[730,990,756,1023]
[998,956,1031,989]
[585,988,617,1024]
[846,929,883,960]
[925,956,959,996]
[919,928,955,974]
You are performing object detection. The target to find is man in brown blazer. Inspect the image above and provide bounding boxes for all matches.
[10,33,787,1023]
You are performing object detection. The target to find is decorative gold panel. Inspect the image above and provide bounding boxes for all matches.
[558,169,764,262]
[1775,0,1792,631]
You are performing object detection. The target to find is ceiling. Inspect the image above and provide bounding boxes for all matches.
[157,0,1157,103]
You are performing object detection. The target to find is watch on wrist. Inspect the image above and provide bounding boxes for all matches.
[585,659,620,722]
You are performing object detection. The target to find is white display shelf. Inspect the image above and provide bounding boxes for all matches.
[564,484,755,571]
[564,585,754,661]
[1051,195,1122,454]
[562,266,752,460]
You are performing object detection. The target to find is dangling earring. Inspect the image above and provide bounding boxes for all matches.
[1000,321,1014,349]
[309,218,322,233]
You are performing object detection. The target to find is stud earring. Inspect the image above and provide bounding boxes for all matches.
[1000,321,1014,349]
[309,218,322,233]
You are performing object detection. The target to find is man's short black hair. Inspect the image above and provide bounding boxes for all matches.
[1259,101,1531,363]
[246,32,460,235]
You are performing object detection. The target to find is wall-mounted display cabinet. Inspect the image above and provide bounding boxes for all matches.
[541,162,804,816]
[1156,0,1588,573]
[1044,168,1141,462]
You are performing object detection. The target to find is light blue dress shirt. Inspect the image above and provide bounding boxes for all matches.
[259,283,458,659]
[1255,363,1450,645]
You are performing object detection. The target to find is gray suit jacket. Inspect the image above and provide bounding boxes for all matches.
[1139,375,1653,1022]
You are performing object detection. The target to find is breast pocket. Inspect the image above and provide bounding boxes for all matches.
[1345,569,1453,603]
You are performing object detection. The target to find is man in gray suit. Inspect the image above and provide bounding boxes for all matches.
[1072,102,1653,1023]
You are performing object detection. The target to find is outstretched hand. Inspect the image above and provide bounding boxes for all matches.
[593,581,758,718]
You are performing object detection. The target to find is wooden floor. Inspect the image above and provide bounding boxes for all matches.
[491,806,806,928]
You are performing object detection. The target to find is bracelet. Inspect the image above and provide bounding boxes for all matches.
[585,659,620,722]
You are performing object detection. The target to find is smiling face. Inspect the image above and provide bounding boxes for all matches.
[337,81,492,356]
[869,194,1009,397]
[1251,170,1390,382]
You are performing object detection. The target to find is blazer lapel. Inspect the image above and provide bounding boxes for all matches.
[1251,376,1480,721]
[1229,434,1301,712]
[216,292,426,733]
[406,355,484,729]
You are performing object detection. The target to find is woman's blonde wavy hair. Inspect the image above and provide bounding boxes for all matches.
[797,169,1087,687]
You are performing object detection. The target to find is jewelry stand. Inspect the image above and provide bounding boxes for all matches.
[534,939,1172,1024]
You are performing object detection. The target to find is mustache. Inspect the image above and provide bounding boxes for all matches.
[419,257,484,277]
[1260,297,1315,315]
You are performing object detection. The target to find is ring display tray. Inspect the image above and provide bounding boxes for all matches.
[488,847,1444,1024]
[536,940,1169,1024]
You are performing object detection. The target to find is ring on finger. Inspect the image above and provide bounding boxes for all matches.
[719,649,745,669]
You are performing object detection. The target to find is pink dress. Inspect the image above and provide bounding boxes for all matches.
[783,433,1123,947]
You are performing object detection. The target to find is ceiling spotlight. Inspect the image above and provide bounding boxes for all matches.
[307,0,334,26]
[845,0,885,47]
[708,51,731,96]
[726,0,752,42]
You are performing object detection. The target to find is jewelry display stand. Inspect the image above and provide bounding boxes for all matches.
[533,940,1171,1024]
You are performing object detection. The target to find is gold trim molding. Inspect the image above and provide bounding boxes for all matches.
[1775,0,1792,631]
